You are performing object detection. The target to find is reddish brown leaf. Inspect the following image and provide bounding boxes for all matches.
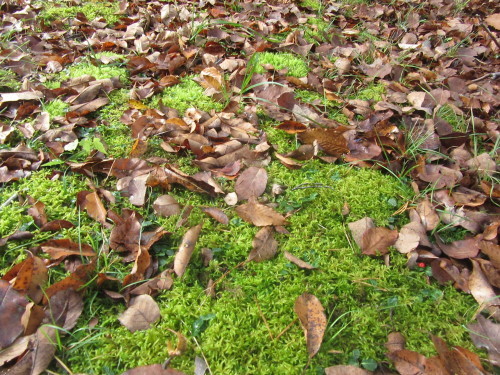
[235,199,287,227]
[387,349,426,375]
[435,236,480,259]
[11,256,48,303]
[118,295,161,332]
[0,280,28,350]
[40,238,96,260]
[298,128,349,156]
[348,217,375,248]
[174,223,203,277]
[294,293,327,358]
[235,167,268,201]
[39,220,75,232]
[361,227,398,256]
[249,227,278,262]
[77,191,107,224]
[201,207,229,224]
[276,121,308,134]
[43,261,95,303]
[284,251,316,269]
[153,195,181,217]
[275,153,302,169]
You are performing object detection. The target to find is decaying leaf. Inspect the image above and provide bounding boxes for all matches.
[118,294,161,332]
[324,366,372,375]
[294,293,327,358]
[348,217,375,248]
[361,227,398,256]
[468,315,500,366]
[284,251,316,270]
[121,364,187,375]
[0,280,28,350]
[201,207,229,224]
[174,223,203,277]
[234,167,268,201]
[40,238,96,260]
[248,226,278,262]
[167,329,188,357]
[235,199,287,226]
[77,190,107,224]
[153,195,181,217]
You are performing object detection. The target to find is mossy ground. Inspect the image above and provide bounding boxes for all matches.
[252,52,310,78]
[38,0,120,25]
[0,31,481,375]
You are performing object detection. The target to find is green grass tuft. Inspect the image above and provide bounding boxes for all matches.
[39,0,120,25]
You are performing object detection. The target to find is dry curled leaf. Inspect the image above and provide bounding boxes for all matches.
[294,293,326,358]
[234,167,268,201]
[284,251,316,269]
[174,223,203,277]
[235,199,287,226]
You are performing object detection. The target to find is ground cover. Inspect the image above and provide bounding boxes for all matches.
[0,0,499,374]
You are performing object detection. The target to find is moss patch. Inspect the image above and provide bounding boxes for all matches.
[150,76,225,115]
[252,52,309,78]
[0,69,20,92]
[43,98,69,118]
[39,0,120,25]
[59,160,476,374]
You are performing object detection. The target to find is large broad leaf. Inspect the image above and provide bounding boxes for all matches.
[118,295,161,332]
[0,280,28,350]
[235,199,287,227]
[235,167,268,201]
[248,226,278,262]
[294,293,327,358]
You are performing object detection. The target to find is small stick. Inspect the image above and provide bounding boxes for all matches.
[254,296,274,340]
[0,192,19,210]
[481,23,500,50]
[274,317,298,342]
[291,183,335,191]
[470,72,500,83]
[213,260,248,287]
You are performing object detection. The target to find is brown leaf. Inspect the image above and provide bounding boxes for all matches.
[394,222,421,254]
[121,364,187,375]
[275,153,302,169]
[0,335,32,367]
[469,259,500,310]
[11,256,48,303]
[480,241,500,269]
[235,199,287,226]
[385,332,406,353]
[416,199,440,231]
[432,335,485,375]
[276,120,308,134]
[40,238,96,260]
[153,195,181,217]
[0,280,28,350]
[129,270,174,297]
[249,227,278,262]
[174,223,203,277]
[284,251,316,269]
[387,349,426,375]
[435,236,480,259]
[46,289,83,330]
[77,191,107,224]
[361,227,398,256]
[167,329,188,357]
[118,295,161,332]
[123,246,151,287]
[485,13,500,30]
[347,217,375,248]
[324,366,373,375]
[27,199,47,227]
[468,315,500,366]
[201,207,229,224]
[294,293,327,358]
[298,128,349,156]
[235,167,268,201]
[109,209,142,256]
[39,220,75,232]
[43,260,95,303]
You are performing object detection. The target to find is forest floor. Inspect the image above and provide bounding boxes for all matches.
[0,0,499,374]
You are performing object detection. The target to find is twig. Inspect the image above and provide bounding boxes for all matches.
[212,260,248,287]
[291,183,335,191]
[0,192,19,210]
[274,317,298,342]
[470,72,500,83]
[254,296,274,340]
[481,23,500,50]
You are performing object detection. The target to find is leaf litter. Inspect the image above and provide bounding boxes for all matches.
[0,0,499,373]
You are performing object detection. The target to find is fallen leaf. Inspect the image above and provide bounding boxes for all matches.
[485,13,500,30]
[435,236,480,259]
[46,289,84,330]
[284,251,316,269]
[235,167,268,201]
[77,191,107,224]
[416,199,439,231]
[118,294,161,332]
[294,293,327,358]
[0,280,28,349]
[387,349,426,375]
[298,128,349,156]
[235,199,287,226]
[361,227,398,256]
[324,366,373,375]
[10,255,48,303]
[468,315,500,366]
[167,329,188,357]
[40,238,96,260]
[469,259,500,311]
[348,217,375,248]
[201,207,229,224]
[276,120,308,134]
[153,195,181,217]
[385,332,406,353]
[0,335,32,367]
[394,222,421,254]
[174,223,203,277]
[248,226,278,262]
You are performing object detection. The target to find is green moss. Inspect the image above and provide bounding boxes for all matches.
[39,0,120,25]
[150,76,225,114]
[59,158,476,374]
[60,61,129,84]
[300,0,324,11]
[353,84,386,102]
[0,69,20,92]
[43,99,69,118]
[294,89,349,123]
[252,52,309,78]
[303,17,330,44]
